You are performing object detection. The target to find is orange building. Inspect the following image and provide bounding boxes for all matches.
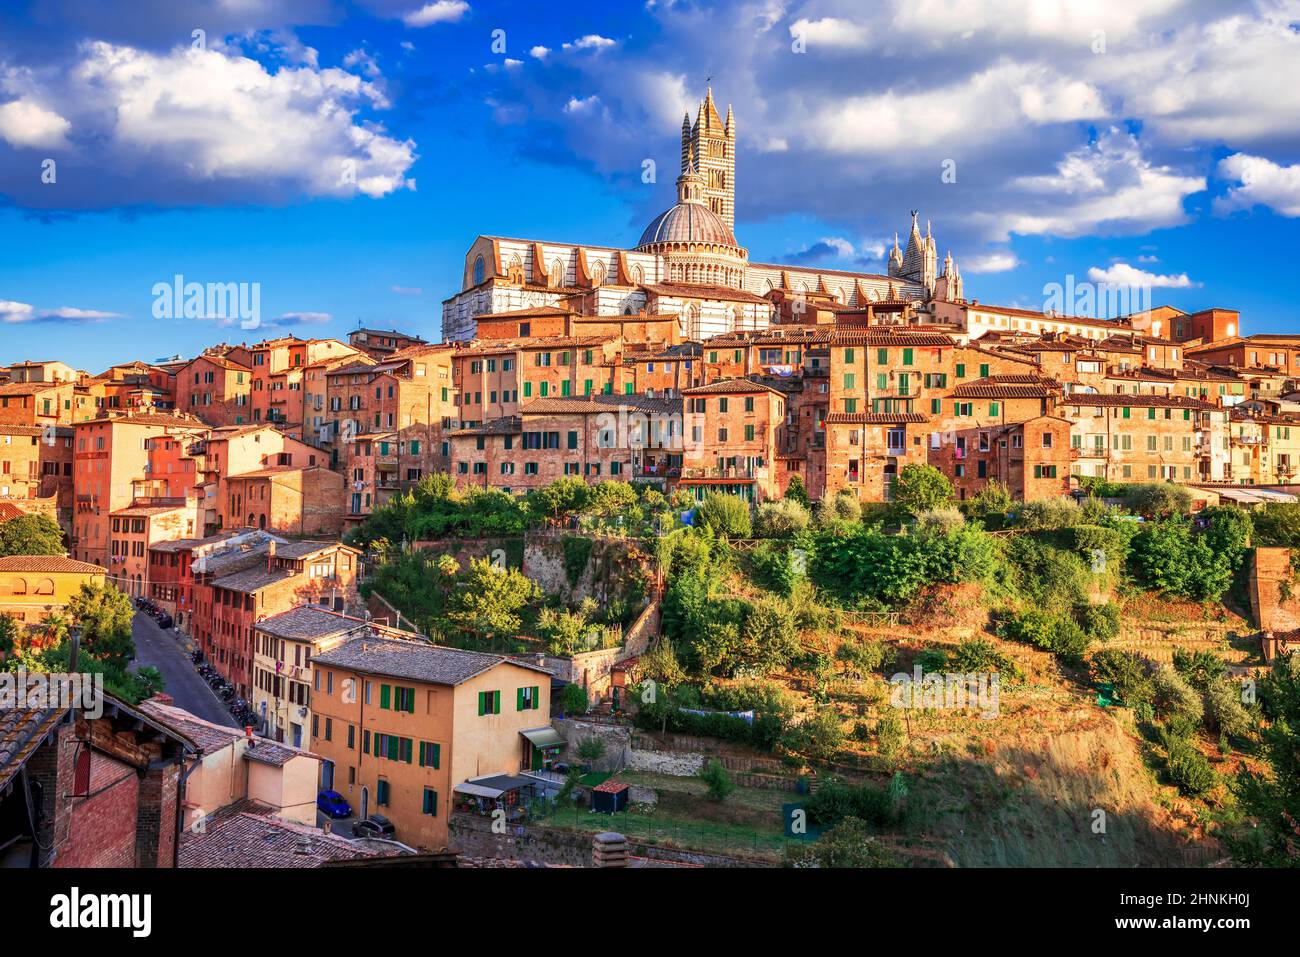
[175,352,253,426]
[222,465,347,536]
[310,636,554,850]
[680,378,785,501]
[191,539,362,697]
[70,411,209,568]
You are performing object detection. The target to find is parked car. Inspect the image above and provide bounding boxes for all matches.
[156,613,173,629]
[352,814,395,838]
[316,790,352,820]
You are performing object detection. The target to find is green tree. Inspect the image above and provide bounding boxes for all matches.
[559,682,589,715]
[783,474,811,509]
[892,464,953,517]
[445,558,542,648]
[1125,482,1192,518]
[0,613,17,659]
[1231,653,1300,865]
[66,580,136,671]
[0,513,65,557]
[696,492,752,538]
[698,758,735,802]
[785,817,898,868]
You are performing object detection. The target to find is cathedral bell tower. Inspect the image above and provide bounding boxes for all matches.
[681,87,735,232]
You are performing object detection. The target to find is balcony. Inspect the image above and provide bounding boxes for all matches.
[680,465,768,480]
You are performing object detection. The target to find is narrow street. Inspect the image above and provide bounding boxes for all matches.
[130,611,238,729]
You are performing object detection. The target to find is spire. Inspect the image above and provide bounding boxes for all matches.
[725,103,734,134]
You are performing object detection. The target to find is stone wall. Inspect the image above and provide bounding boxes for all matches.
[1250,547,1300,633]
[555,717,705,776]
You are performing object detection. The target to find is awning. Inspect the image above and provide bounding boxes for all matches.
[520,726,565,750]
[455,774,542,799]
[455,783,505,799]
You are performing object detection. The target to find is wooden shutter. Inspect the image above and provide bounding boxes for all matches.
[478,691,485,715]
[532,685,540,709]
[493,690,500,714]
[380,684,391,709]
[517,688,524,711]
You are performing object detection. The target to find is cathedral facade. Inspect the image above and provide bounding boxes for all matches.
[441,90,962,342]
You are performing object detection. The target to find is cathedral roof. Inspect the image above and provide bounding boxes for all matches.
[637,201,737,248]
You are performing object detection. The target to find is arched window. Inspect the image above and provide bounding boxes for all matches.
[591,260,607,286]
[631,264,644,285]
[34,578,55,596]
[472,255,485,286]
[550,258,565,287]
[11,578,27,595]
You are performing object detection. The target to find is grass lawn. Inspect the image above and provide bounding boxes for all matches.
[538,770,808,861]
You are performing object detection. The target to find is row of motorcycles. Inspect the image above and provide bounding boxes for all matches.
[133,595,174,630]
[188,648,259,728]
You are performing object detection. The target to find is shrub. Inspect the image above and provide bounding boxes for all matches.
[1015,497,1082,531]
[1125,482,1192,518]
[784,474,812,508]
[559,683,589,715]
[892,464,954,516]
[1090,649,1156,710]
[781,708,845,762]
[698,759,735,802]
[1002,609,1090,665]
[875,714,905,758]
[913,507,966,537]
[696,492,752,538]
[1166,740,1216,796]
[1172,648,1227,692]
[1152,668,1204,725]
[754,499,811,538]
[1130,517,1239,602]
[947,637,1023,683]
[784,817,899,868]
[804,778,900,829]
[1078,602,1121,642]
[1204,680,1253,740]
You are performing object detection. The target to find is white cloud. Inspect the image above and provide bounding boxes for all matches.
[1216,152,1300,218]
[963,252,1019,273]
[788,18,872,49]
[563,95,603,115]
[529,46,551,59]
[0,300,120,323]
[563,35,618,52]
[994,128,1204,238]
[12,41,417,206]
[808,62,1106,155]
[343,48,381,78]
[0,99,71,149]
[402,1,470,28]
[1087,262,1196,288]
[391,285,423,295]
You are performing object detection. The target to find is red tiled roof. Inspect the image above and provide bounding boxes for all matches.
[824,412,929,424]
[682,378,782,396]
[0,555,105,574]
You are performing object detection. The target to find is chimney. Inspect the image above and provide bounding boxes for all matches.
[267,540,276,572]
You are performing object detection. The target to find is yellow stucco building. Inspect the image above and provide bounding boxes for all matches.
[0,554,106,631]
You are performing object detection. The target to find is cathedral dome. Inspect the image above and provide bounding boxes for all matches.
[638,201,737,249]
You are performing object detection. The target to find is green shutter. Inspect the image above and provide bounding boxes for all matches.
[387,736,399,761]
[478,691,486,715]
[956,363,966,378]
[493,690,501,714]
[532,686,540,710]
[380,684,391,709]
[432,743,441,768]
[517,687,525,711]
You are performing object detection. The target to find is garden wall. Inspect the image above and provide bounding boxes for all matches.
[555,717,705,776]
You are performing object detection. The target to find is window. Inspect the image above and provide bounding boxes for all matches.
[1041,433,1053,449]
[419,741,442,768]
[422,788,438,816]
[376,779,390,807]
[478,690,501,715]
[517,685,540,711]
[393,686,416,712]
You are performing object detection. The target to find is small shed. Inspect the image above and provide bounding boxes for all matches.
[591,780,629,815]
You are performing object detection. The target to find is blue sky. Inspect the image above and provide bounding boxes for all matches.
[2,0,1300,369]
